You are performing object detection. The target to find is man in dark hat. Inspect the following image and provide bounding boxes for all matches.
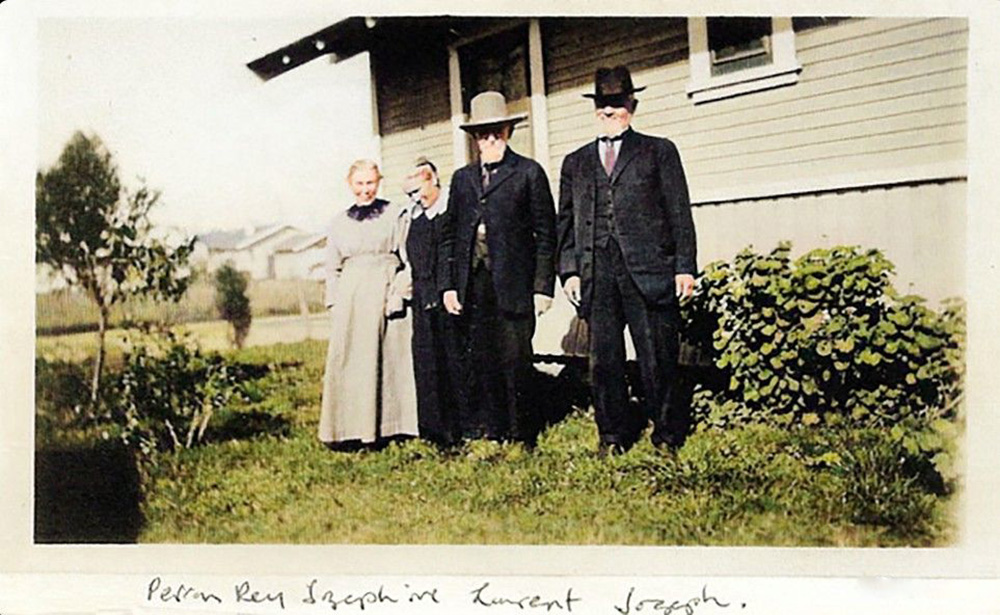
[556,66,698,455]
[438,91,557,444]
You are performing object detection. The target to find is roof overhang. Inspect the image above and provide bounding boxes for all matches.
[247,17,371,81]
[246,16,502,82]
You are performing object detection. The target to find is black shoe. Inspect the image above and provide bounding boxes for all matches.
[323,439,365,453]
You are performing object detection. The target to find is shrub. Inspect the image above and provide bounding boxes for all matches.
[109,327,257,459]
[35,357,97,446]
[682,243,964,432]
[214,264,252,349]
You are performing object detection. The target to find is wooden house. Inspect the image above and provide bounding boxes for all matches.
[249,16,967,353]
[272,232,327,280]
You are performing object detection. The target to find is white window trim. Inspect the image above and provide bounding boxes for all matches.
[686,17,802,105]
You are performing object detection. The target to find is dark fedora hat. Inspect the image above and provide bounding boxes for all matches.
[583,65,646,106]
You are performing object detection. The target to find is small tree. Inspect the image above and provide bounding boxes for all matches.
[214,263,252,349]
[36,132,194,402]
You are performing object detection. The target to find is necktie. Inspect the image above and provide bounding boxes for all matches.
[600,135,622,176]
[482,162,499,190]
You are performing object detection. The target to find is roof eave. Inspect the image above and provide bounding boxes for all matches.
[246,17,371,82]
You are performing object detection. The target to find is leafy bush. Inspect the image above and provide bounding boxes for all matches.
[682,243,964,432]
[214,264,252,349]
[35,357,99,446]
[109,327,261,459]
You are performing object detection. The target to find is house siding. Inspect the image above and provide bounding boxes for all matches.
[358,15,966,322]
[373,42,455,205]
[692,180,966,302]
[543,17,966,203]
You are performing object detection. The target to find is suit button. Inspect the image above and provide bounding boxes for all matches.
[480,198,486,204]
[585,246,593,252]
[585,220,592,226]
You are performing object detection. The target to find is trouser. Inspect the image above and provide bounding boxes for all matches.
[411,304,462,446]
[588,238,688,446]
[454,264,536,442]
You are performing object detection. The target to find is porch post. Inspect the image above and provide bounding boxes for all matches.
[528,18,550,178]
[448,46,468,169]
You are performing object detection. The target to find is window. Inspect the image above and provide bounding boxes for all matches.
[686,17,802,104]
[456,24,534,160]
[708,17,772,76]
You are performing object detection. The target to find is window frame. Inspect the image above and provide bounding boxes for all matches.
[686,17,802,104]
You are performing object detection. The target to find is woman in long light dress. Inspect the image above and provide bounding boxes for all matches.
[318,160,417,449]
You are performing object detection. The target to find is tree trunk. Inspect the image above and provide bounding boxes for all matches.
[90,306,108,403]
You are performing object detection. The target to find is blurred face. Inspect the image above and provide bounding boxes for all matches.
[416,168,438,207]
[404,167,438,209]
[348,167,380,205]
[595,103,633,138]
[474,125,510,164]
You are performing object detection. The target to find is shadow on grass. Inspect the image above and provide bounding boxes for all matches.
[208,410,292,442]
[35,443,142,544]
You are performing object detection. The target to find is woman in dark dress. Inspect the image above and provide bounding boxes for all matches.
[402,158,464,447]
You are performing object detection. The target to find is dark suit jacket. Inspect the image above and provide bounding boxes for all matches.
[556,129,697,317]
[438,148,557,315]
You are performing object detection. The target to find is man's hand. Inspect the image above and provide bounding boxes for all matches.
[534,294,553,317]
[443,290,463,315]
[675,273,695,299]
[563,276,582,307]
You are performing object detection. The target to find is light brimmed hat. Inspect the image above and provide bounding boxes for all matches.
[460,91,528,133]
[583,65,646,107]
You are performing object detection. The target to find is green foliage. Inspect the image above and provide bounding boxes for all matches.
[35,357,102,446]
[36,132,195,307]
[108,327,263,460]
[36,132,195,399]
[836,430,938,530]
[682,243,964,434]
[213,264,252,349]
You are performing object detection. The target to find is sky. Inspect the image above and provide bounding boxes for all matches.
[37,16,378,235]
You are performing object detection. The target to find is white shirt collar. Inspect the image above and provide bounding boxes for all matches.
[411,191,448,220]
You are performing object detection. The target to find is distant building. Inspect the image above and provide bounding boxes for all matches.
[273,232,327,280]
[195,224,305,280]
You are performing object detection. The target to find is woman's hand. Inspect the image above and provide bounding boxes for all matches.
[385,294,405,317]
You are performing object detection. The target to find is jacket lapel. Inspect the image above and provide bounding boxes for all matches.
[482,149,519,197]
[471,163,484,199]
[610,129,640,185]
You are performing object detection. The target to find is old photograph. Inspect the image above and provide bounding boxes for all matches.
[30,12,969,551]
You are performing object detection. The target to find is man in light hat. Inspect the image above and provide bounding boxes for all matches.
[438,91,557,445]
[556,66,698,455]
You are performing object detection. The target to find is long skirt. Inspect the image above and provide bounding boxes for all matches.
[319,254,418,443]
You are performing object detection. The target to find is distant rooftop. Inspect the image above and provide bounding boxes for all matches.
[197,224,300,251]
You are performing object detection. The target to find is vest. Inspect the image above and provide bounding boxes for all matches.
[593,157,618,249]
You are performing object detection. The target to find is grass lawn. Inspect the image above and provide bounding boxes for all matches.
[36,337,956,546]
